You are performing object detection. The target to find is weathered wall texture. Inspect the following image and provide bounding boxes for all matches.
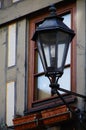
[0,18,26,123]
[0,27,7,123]
[0,0,62,25]
[16,19,26,115]
[76,0,86,109]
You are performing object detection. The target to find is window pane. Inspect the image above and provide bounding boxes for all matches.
[63,14,71,28]
[8,23,16,67]
[6,82,15,126]
[13,0,20,3]
[58,68,71,93]
[36,75,51,100]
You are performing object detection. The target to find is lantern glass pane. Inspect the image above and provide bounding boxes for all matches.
[37,53,44,73]
[37,39,47,71]
[57,31,70,69]
[43,44,50,66]
[38,31,57,68]
[35,51,44,73]
[50,43,56,67]
[62,14,71,65]
[58,43,65,68]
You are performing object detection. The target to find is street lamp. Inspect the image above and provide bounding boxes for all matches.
[32,5,86,129]
[32,5,75,93]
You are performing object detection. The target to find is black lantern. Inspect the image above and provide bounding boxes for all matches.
[32,5,75,81]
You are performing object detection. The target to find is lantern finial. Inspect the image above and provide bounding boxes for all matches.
[49,4,57,16]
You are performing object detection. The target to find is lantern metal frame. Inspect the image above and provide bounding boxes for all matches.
[32,4,75,81]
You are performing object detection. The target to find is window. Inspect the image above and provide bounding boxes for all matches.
[8,23,16,67]
[6,81,15,126]
[28,2,76,110]
[13,0,20,3]
[35,13,71,99]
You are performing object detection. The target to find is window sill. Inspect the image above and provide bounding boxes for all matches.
[27,94,77,114]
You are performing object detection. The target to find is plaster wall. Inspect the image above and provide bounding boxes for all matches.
[0,19,26,123]
[6,19,26,116]
[16,19,26,115]
[0,0,62,25]
[76,0,86,109]
[0,27,7,123]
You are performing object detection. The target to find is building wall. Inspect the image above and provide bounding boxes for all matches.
[0,0,86,127]
[16,19,26,115]
[76,0,86,109]
[0,0,61,25]
[0,26,7,124]
[0,18,26,125]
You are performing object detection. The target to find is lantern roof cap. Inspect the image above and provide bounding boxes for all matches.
[32,5,75,41]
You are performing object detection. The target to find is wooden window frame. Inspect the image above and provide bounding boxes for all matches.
[28,1,76,111]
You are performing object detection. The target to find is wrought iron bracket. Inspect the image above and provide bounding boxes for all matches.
[49,83,86,129]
